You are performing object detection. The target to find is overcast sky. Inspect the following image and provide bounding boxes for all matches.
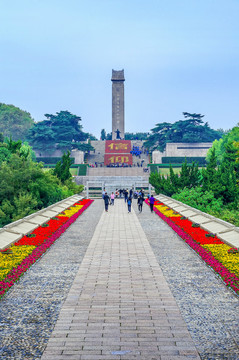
[0,0,238,138]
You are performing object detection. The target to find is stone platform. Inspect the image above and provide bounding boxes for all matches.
[41,200,200,360]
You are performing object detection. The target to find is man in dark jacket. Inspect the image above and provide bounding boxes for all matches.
[104,192,110,212]
[124,189,129,203]
[127,196,132,213]
[137,195,144,213]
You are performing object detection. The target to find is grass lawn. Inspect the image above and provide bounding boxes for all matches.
[70,168,78,176]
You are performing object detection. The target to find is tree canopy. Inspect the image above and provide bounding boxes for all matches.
[150,124,239,215]
[0,103,34,141]
[0,136,36,165]
[144,112,222,151]
[125,132,149,140]
[206,124,239,163]
[27,110,95,153]
[100,129,106,140]
[0,137,83,227]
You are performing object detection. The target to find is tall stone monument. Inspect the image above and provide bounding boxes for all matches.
[111,69,125,140]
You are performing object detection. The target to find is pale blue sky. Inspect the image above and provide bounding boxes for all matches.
[0,0,238,138]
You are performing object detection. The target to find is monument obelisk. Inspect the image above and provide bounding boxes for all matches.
[111,69,125,140]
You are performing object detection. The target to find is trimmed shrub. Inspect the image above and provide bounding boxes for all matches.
[162,157,206,165]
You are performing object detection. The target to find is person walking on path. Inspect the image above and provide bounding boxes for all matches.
[149,194,155,213]
[139,188,145,198]
[104,192,110,212]
[124,189,129,203]
[127,196,132,213]
[137,195,144,213]
[102,188,105,199]
[110,192,115,205]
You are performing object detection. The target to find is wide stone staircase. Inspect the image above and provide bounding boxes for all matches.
[87,140,105,165]
[87,167,149,176]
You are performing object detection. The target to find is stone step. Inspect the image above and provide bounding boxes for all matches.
[88,167,149,176]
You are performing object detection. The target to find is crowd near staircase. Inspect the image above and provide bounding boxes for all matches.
[131,140,149,167]
[78,140,150,197]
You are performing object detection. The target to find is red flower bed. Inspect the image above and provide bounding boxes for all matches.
[0,199,93,299]
[147,199,239,295]
[15,216,69,246]
[169,216,223,245]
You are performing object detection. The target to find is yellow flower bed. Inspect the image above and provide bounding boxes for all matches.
[0,246,36,281]
[202,244,239,278]
[154,205,181,218]
[58,204,83,218]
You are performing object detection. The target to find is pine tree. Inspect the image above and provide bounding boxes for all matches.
[202,147,217,191]
[169,165,179,191]
[53,151,73,183]
[180,158,190,188]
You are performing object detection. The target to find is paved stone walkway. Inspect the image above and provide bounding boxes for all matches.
[0,200,103,360]
[41,200,200,360]
[133,201,239,360]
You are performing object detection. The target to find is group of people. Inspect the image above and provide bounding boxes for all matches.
[130,145,142,157]
[102,188,156,214]
[106,163,130,168]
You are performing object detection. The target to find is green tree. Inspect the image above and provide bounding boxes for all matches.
[180,159,191,188]
[0,103,34,141]
[144,113,222,151]
[0,137,36,164]
[74,143,94,152]
[175,159,201,190]
[172,187,224,214]
[27,110,90,153]
[53,151,73,182]
[0,147,11,165]
[206,125,239,163]
[202,147,218,191]
[125,132,149,140]
[149,159,201,196]
[101,129,106,140]
[202,141,238,206]
[106,132,112,140]
[0,151,83,227]
[215,143,239,205]
[149,171,165,194]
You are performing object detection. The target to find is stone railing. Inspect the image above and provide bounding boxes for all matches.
[0,194,83,250]
[155,194,239,249]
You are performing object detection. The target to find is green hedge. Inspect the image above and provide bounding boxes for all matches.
[77,164,87,176]
[157,164,184,168]
[149,163,200,171]
[149,164,158,173]
[162,157,206,165]
[36,157,75,164]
